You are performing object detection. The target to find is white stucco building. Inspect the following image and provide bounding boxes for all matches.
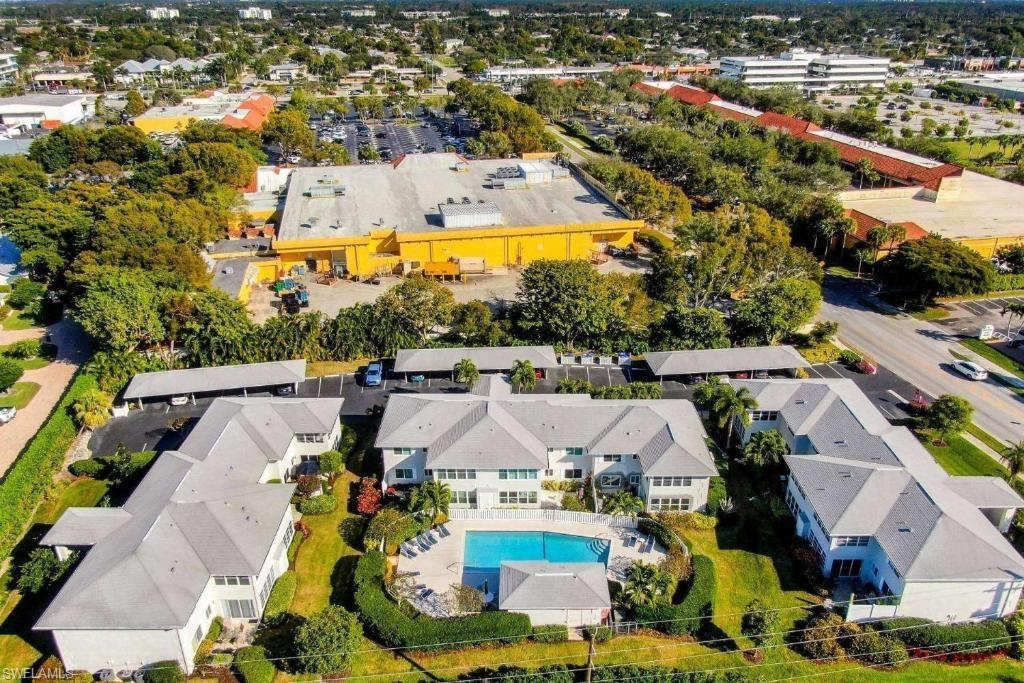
[0,53,18,83]
[0,94,87,127]
[736,379,1024,623]
[498,561,610,626]
[720,48,890,92]
[377,377,717,513]
[145,7,180,20]
[238,6,272,20]
[35,396,343,673]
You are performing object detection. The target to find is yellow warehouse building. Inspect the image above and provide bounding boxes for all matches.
[252,153,641,283]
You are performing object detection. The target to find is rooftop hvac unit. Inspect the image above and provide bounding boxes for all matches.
[502,177,528,190]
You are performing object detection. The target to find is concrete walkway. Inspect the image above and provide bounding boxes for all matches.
[0,318,91,477]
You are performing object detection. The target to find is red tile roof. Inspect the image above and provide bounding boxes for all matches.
[631,81,964,189]
[844,209,929,244]
[222,94,276,131]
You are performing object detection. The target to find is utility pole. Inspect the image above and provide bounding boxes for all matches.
[584,630,596,683]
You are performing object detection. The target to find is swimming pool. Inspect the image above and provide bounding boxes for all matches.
[463,530,610,572]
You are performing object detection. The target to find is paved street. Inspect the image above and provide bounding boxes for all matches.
[819,277,1024,445]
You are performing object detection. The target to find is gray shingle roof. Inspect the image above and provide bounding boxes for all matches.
[644,345,809,376]
[499,561,610,610]
[393,346,559,372]
[35,397,341,631]
[750,378,1024,582]
[123,360,306,400]
[377,393,717,477]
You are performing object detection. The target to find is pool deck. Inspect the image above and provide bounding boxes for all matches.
[397,518,666,617]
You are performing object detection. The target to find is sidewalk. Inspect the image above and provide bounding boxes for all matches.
[0,318,91,477]
[962,430,1010,472]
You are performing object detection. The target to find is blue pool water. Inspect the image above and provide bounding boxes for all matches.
[463,531,610,572]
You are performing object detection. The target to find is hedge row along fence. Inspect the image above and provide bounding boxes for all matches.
[873,617,1012,654]
[0,370,96,559]
[632,554,716,636]
[354,550,532,650]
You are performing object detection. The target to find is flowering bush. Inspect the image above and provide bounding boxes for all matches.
[357,477,383,516]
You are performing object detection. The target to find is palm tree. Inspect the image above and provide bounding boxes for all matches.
[711,385,757,450]
[853,246,874,278]
[742,429,789,468]
[622,561,673,608]
[602,491,644,516]
[453,358,480,391]
[854,158,880,189]
[509,359,537,393]
[1000,301,1024,340]
[72,388,113,432]
[1003,441,1024,482]
[409,481,452,524]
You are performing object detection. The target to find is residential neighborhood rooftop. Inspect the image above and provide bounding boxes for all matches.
[498,561,611,610]
[393,345,559,373]
[122,360,306,400]
[644,345,810,376]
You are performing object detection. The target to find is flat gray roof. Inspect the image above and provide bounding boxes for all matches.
[499,561,610,611]
[276,153,628,241]
[394,346,559,373]
[210,257,254,298]
[645,345,809,376]
[123,360,306,400]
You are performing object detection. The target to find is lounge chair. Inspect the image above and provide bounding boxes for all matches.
[426,530,439,543]
[643,536,655,553]
[416,535,431,552]
[624,534,636,548]
[402,542,418,557]
[438,524,451,538]
[399,546,412,559]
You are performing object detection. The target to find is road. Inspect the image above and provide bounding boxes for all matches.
[820,278,1024,445]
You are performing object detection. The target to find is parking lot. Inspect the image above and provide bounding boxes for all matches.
[934,295,1024,339]
[308,110,476,163]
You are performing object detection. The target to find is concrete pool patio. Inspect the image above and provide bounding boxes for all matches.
[396,516,667,617]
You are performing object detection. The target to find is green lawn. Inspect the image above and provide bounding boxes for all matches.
[967,422,1011,453]
[944,137,1023,162]
[0,311,36,331]
[0,381,40,410]
[909,306,951,322]
[33,477,110,525]
[919,430,1007,477]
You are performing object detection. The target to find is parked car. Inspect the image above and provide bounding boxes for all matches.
[0,406,16,424]
[169,396,188,407]
[286,154,301,164]
[364,362,383,386]
[952,359,988,381]
[275,385,295,396]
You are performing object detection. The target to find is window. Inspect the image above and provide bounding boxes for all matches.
[629,473,641,486]
[436,468,476,480]
[258,567,276,607]
[649,497,691,511]
[833,536,870,548]
[809,535,826,565]
[499,491,537,505]
[813,512,829,538]
[563,468,583,479]
[282,522,295,547]
[424,469,433,477]
[601,454,621,463]
[205,604,213,619]
[599,474,622,488]
[222,599,256,619]
[395,448,413,456]
[214,576,251,586]
[566,447,584,456]
[499,469,537,480]
[749,410,779,421]
[453,490,477,505]
[650,476,692,487]
[193,625,203,649]
[830,559,863,578]
[543,469,553,477]
[296,433,326,444]
[394,468,414,480]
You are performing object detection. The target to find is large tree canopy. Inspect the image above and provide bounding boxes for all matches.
[876,236,995,303]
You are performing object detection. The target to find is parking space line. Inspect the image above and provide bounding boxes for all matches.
[887,389,909,404]
[318,376,323,398]
[339,374,344,395]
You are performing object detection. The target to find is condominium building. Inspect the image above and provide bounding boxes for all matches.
[719,48,890,92]
[238,6,272,20]
[0,53,18,83]
[736,379,1024,623]
[145,7,179,20]
[377,378,718,513]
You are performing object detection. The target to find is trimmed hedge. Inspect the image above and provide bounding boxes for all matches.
[993,274,1024,292]
[354,550,532,650]
[143,661,184,683]
[68,458,106,478]
[632,554,716,636]
[874,617,1011,654]
[263,570,296,624]
[532,625,569,643]
[299,494,337,515]
[234,646,275,683]
[0,372,96,559]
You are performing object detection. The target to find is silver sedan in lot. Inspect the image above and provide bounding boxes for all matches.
[952,359,989,381]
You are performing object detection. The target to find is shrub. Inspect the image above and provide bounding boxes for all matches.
[364,506,426,554]
[354,551,532,649]
[0,304,9,319]
[263,571,296,625]
[582,625,613,642]
[796,611,853,659]
[705,477,727,515]
[875,617,1011,654]
[294,604,363,674]
[143,661,184,683]
[635,229,674,254]
[1006,612,1024,659]
[0,372,96,559]
[69,458,106,478]
[674,512,718,530]
[296,474,321,498]
[560,491,586,511]
[356,476,383,515]
[838,349,862,365]
[791,538,829,596]
[318,449,344,479]
[7,278,44,309]
[3,339,41,359]
[234,646,275,683]
[633,555,715,636]
[16,547,76,594]
[532,625,569,643]
[847,629,909,666]
[0,357,23,392]
[299,494,337,515]
[993,273,1024,292]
